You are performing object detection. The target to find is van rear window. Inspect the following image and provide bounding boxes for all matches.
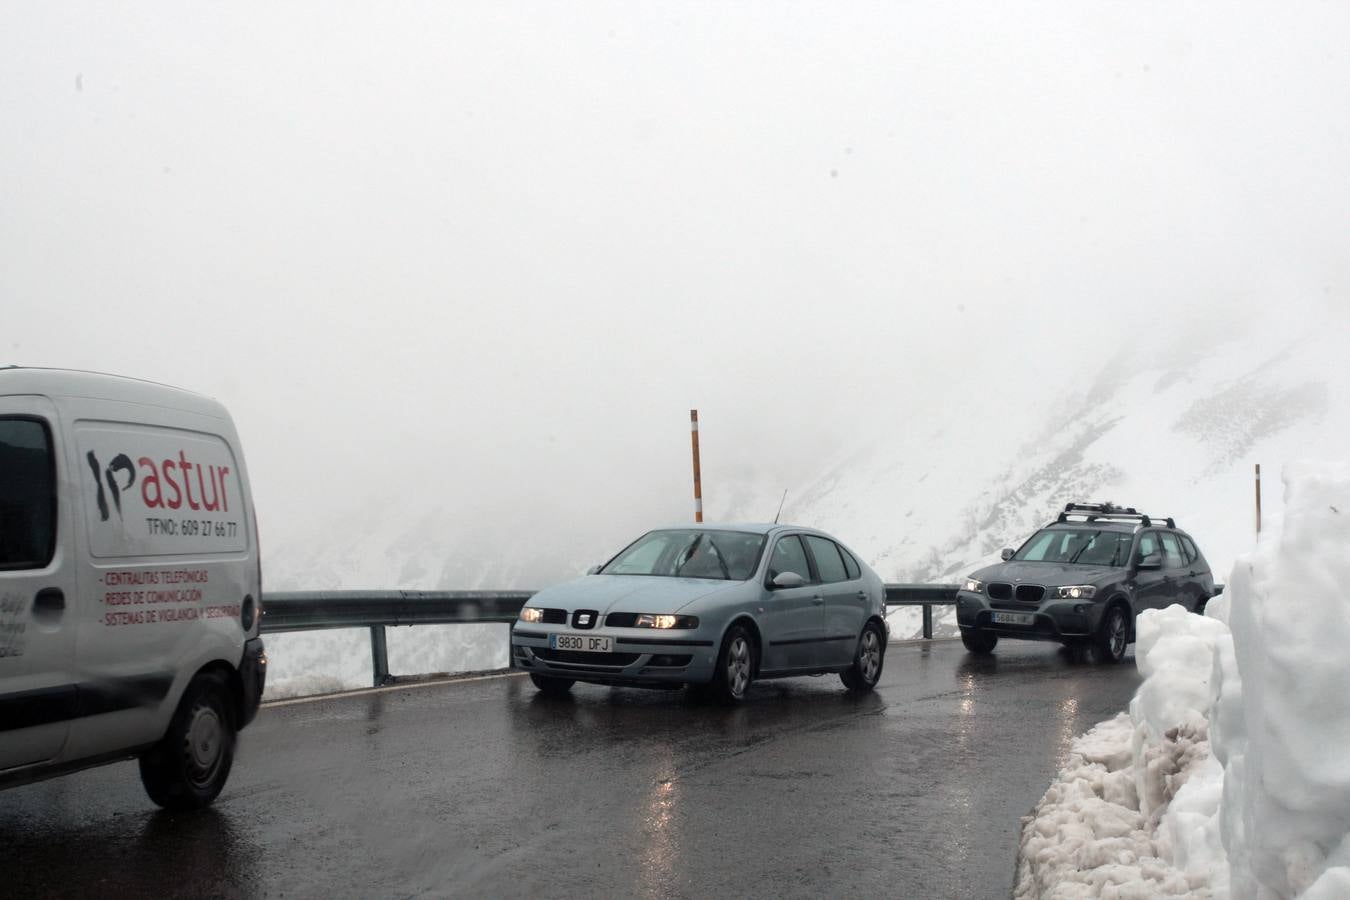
[0,418,57,570]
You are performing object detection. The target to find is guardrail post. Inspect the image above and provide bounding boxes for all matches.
[370,625,390,686]
[923,605,933,640]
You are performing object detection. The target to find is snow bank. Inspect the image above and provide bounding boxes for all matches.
[1221,461,1350,898]
[1017,459,1350,899]
[1015,605,1230,899]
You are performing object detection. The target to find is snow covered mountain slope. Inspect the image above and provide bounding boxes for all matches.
[718,318,1349,637]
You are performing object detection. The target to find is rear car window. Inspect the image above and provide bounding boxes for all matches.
[1180,535,1199,565]
[838,544,861,580]
[805,535,848,583]
[1160,532,1185,568]
[0,418,57,570]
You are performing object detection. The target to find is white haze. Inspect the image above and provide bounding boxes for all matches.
[3,3,1349,584]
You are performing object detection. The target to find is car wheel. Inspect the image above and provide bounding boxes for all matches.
[960,627,998,655]
[841,622,885,691]
[1194,594,1209,616]
[1092,606,1130,664]
[529,673,575,695]
[139,670,237,811]
[709,625,755,704]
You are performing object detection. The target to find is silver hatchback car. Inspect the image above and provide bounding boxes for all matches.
[510,524,889,703]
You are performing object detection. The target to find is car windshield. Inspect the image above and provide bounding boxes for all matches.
[1013,528,1133,566]
[601,529,766,580]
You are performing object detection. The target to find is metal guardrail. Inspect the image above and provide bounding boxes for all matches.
[261,586,959,686]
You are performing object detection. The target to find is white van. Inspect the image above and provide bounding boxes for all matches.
[0,368,265,809]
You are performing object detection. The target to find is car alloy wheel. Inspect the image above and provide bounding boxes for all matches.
[858,628,882,683]
[726,634,751,698]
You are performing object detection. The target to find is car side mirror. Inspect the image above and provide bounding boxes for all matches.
[770,571,805,589]
[1136,553,1163,571]
[586,564,603,575]
[1001,548,1015,561]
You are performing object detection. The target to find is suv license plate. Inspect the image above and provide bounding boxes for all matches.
[992,612,1034,626]
[550,633,613,653]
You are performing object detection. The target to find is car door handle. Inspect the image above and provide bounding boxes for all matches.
[811,596,824,606]
[855,591,868,601]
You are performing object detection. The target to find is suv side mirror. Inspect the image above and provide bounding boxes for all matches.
[1136,553,1163,571]
[1001,548,1015,561]
[586,564,603,575]
[770,571,805,589]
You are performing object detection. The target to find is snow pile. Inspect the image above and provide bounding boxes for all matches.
[1016,461,1350,899]
[1220,462,1350,899]
[1014,605,1231,899]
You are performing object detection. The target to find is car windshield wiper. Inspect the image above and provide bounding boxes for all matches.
[704,536,732,580]
[1067,531,1102,564]
[674,534,704,574]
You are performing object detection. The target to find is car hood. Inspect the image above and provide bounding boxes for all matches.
[528,575,742,615]
[970,561,1118,587]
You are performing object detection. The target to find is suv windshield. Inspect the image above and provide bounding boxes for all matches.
[601,529,766,580]
[1013,528,1133,566]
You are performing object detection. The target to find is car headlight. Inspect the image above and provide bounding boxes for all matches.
[634,614,699,629]
[519,607,544,623]
[963,577,984,593]
[1055,585,1097,600]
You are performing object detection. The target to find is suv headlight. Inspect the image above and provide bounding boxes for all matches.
[963,577,984,593]
[634,614,699,629]
[1055,585,1097,600]
[519,607,544,623]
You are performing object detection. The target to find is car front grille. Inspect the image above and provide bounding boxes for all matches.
[988,583,1013,601]
[570,609,600,629]
[533,608,567,624]
[1015,585,1046,603]
[534,648,641,667]
[605,612,638,628]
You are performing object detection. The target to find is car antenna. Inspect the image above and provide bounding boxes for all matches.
[774,490,788,524]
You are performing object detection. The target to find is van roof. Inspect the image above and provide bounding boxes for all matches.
[0,366,228,419]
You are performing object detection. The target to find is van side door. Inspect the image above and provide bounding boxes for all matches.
[0,401,77,772]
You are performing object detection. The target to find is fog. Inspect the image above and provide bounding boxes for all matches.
[4,3,1349,576]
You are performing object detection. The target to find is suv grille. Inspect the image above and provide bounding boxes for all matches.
[1015,585,1046,603]
[988,583,1013,601]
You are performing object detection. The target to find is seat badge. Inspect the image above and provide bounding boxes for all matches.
[578,613,592,625]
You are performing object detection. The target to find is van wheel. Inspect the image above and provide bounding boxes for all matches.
[960,627,998,655]
[139,670,236,811]
[841,623,885,691]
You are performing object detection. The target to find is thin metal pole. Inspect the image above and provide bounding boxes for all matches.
[1255,463,1263,535]
[370,625,390,686]
[690,409,703,523]
[923,605,933,640]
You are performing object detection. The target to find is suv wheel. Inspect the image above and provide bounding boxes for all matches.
[1092,606,1130,664]
[139,670,237,811]
[960,627,998,655]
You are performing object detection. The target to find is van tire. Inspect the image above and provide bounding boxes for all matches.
[139,670,237,811]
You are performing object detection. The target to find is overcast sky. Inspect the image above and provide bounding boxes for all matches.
[4,2,1349,555]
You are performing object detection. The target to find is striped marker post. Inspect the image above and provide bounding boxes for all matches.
[1255,463,1262,535]
[690,409,703,523]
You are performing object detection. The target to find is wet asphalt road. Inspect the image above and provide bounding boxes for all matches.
[3,640,1140,900]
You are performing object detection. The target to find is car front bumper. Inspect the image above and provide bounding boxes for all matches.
[955,589,1106,641]
[510,624,720,687]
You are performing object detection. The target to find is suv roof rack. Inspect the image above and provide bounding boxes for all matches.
[1056,502,1175,530]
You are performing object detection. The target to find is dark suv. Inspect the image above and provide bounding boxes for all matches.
[955,503,1216,663]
